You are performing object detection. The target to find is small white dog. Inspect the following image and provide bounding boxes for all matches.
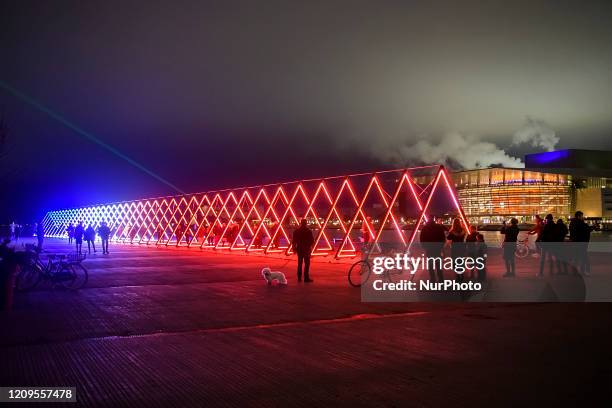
[261,267,287,285]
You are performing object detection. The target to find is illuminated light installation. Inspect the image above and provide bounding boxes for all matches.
[407,167,470,246]
[42,165,469,259]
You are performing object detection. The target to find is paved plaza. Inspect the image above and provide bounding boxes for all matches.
[1,239,611,406]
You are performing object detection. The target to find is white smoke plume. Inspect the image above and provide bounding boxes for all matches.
[511,117,559,151]
[378,132,524,169]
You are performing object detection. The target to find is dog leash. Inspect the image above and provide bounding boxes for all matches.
[277,259,291,270]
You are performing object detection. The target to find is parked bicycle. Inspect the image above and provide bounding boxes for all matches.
[348,246,409,287]
[514,237,531,259]
[15,247,88,291]
[497,234,534,259]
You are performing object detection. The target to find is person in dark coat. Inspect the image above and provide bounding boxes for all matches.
[97,221,111,254]
[569,211,593,276]
[539,214,557,277]
[85,224,97,253]
[36,221,44,250]
[466,225,486,280]
[500,218,519,277]
[74,221,85,254]
[66,223,75,244]
[446,218,466,281]
[292,219,314,282]
[420,217,447,282]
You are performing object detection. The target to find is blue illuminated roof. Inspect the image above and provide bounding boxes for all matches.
[526,150,571,165]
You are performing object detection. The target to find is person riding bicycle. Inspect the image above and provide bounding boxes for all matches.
[527,215,543,258]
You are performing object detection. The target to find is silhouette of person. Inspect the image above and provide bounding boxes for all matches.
[361,216,373,252]
[74,221,85,254]
[569,210,593,276]
[9,221,16,240]
[97,221,111,254]
[36,221,44,250]
[292,219,314,282]
[527,214,543,257]
[85,224,97,253]
[466,225,486,280]
[420,216,447,282]
[539,214,557,277]
[446,218,466,282]
[500,218,519,277]
[66,223,75,244]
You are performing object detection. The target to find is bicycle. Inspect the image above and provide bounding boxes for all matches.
[15,249,88,291]
[348,246,409,287]
[514,237,531,259]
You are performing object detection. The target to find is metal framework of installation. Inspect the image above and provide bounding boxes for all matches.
[42,165,468,259]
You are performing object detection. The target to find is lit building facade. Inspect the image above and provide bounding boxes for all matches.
[450,168,572,224]
[446,149,612,224]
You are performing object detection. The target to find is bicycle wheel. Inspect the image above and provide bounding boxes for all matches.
[58,264,88,290]
[515,244,529,259]
[348,260,371,287]
[15,264,41,291]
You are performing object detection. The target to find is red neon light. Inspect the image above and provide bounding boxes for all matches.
[285,181,334,256]
[188,195,213,247]
[247,186,294,253]
[230,188,271,251]
[407,166,470,248]
[311,178,358,257]
[43,166,469,259]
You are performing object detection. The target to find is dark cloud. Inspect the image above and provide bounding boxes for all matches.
[1,0,612,220]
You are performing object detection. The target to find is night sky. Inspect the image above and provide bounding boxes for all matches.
[2,0,612,221]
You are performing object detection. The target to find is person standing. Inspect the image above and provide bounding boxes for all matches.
[527,215,543,258]
[97,221,111,254]
[539,214,557,277]
[85,224,97,253]
[292,219,314,283]
[36,221,45,250]
[569,211,593,276]
[465,225,485,280]
[500,218,520,277]
[420,216,447,282]
[74,221,85,254]
[9,221,16,240]
[446,218,466,282]
[66,223,75,244]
